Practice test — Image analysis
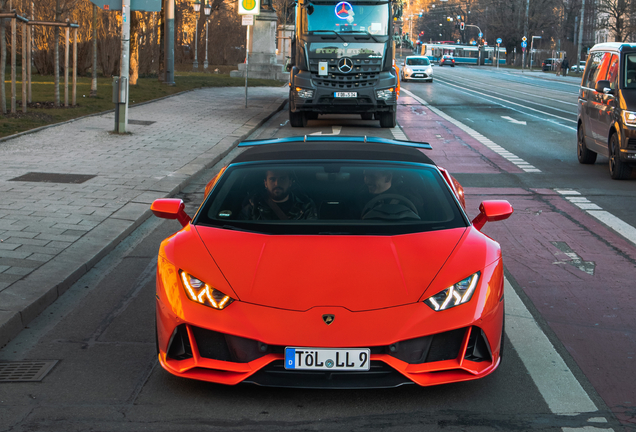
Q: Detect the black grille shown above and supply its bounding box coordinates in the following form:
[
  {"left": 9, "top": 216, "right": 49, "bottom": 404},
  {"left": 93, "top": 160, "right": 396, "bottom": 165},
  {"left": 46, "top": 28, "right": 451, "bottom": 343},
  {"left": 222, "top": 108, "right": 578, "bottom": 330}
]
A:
[
  {"left": 167, "top": 324, "right": 193, "bottom": 360},
  {"left": 311, "top": 58, "right": 382, "bottom": 89},
  {"left": 627, "top": 138, "right": 636, "bottom": 149},
  {"left": 244, "top": 360, "right": 412, "bottom": 388},
  {"left": 389, "top": 328, "right": 467, "bottom": 364},
  {"left": 464, "top": 327, "right": 492, "bottom": 362}
]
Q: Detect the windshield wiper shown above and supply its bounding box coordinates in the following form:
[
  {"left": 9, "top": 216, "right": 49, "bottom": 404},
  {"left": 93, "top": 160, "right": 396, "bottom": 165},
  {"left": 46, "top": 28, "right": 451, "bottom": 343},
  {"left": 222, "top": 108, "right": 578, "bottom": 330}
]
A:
[
  {"left": 341, "top": 30, "right": 381, "bottom": 43},
  {"left": 308, "top": 30, "right": 346, "bottom": 43}
]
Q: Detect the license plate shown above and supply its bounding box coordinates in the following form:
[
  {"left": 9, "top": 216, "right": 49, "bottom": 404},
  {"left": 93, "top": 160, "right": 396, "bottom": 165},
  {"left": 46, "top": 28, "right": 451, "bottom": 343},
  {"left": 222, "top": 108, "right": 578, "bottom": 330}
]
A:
[
  {"left": 284, "top": 347, "right": 370, "bottom": 371},
  {"left": 413, "top": 74, "right": 424, "bottom": 77},
  {"left": 334, "top": 92, "right": 357, "bottom": 98}
]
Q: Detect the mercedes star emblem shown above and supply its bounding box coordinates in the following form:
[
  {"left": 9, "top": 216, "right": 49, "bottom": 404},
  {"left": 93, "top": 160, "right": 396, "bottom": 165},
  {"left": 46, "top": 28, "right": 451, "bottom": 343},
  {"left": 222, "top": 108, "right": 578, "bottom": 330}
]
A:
[
  {"left": 322, "top": 314, "right": 335, "bottom": 325},
  {"left": 338, "top": 57, "right": 353, "bottom": 73}
]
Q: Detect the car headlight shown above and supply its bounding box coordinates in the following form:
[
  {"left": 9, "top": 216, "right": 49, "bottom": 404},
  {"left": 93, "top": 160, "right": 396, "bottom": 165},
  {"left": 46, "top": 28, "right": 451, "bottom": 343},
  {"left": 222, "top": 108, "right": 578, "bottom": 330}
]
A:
[
  {"left": 180, "top": 271, "right": 234, "bottom": 310},
  {"left": 424, "top": 272, "right": 480, "bottom": 311},
  {"left": 405, "top": 67, "right": 413, "bottom": 74},
  {"left": 295, "top": 87, "right": 314, "bottom": 99},
  {"left": 426, "top": 67, "right": 433, "bottom": 73},
  {"left": 376, "top": 88, "right": 395, "bottom": 100},
  {"left": 622, "top": 111, "right": 636, "bottom": 127}
]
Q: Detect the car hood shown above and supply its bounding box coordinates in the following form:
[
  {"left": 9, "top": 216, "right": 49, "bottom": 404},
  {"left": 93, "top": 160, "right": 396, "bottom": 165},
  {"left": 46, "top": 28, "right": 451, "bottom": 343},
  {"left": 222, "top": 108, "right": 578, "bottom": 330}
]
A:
[{"left": 194, "top": 226, "right": 467, "bottom": 312}]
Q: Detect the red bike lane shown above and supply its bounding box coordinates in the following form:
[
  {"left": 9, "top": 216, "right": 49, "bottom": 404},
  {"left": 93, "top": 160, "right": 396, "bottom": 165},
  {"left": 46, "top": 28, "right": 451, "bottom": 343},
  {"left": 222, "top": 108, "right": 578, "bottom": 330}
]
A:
[{"left": 398, "top": 100, "right": 636, "bottom": 427}]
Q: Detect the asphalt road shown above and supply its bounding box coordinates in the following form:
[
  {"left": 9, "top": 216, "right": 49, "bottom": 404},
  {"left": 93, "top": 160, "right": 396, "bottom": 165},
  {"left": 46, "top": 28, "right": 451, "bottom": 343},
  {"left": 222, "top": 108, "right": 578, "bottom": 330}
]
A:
[{"left": 1, "top": 70, "right": 634, "bottom": 431}]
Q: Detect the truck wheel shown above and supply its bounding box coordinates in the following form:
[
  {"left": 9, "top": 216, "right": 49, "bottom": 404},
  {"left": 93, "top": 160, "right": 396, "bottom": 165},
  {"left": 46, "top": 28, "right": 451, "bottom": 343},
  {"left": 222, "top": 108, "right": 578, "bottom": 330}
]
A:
[
  {"left": 290, "top": 110, "right": 307, "bottom": 127},
  {"left": 361, "top": 113, "right": 373, "bottom": 120},
  {"left": 379, "top": 110, "right": 397, "bottom": 128},
  {"left": 609, "top": 133, "right": 632, "bottom": 180},
  {"left": 306, "top": 112, "right": 318, "bottom": 120}
]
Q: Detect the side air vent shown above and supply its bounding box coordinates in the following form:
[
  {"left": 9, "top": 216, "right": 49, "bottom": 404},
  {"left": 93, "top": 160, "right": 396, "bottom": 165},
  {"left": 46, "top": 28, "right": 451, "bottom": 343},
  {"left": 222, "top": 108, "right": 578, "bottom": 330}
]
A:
[
  {"left": 167, "top": 324, "right": 193, "bottom": 360},
  {"left": 464, "top": 327, "right": 492, "bottom": 362}
]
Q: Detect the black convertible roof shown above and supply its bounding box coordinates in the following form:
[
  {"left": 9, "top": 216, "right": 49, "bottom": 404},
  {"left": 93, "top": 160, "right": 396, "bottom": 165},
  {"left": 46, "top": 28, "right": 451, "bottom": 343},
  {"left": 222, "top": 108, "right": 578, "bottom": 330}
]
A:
[{"left": 233, "top": 137, "right": 436, "bottom": 165}]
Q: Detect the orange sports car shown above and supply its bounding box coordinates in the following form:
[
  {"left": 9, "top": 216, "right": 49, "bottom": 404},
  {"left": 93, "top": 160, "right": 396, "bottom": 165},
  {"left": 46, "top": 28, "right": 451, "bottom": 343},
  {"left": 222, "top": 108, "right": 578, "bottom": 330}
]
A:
[{"left": 151, "top": 137, "right": 513, "bottom": 388}]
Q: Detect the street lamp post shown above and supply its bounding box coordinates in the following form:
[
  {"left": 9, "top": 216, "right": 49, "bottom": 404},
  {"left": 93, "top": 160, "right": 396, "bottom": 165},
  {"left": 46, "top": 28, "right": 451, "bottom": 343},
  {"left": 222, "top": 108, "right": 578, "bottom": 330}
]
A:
[
  {"left": 192, "top": 0, "right": 201, "bottom": 71},
  {"left": 203, "top": 1, "right": 211, "bottom": 69},
  {"left": 530, "top": 35, "right": 541, "bottom": 71}
]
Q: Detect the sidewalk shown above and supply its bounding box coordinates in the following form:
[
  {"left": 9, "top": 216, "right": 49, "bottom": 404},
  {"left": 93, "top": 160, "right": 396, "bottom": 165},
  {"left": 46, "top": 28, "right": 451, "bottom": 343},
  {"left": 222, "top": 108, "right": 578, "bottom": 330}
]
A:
[
  {"left": 496, "top": 67, "right": 583, "bottom": 84},
  {"left": 0, "top": 86, "right": 288, "bottom": 347}
]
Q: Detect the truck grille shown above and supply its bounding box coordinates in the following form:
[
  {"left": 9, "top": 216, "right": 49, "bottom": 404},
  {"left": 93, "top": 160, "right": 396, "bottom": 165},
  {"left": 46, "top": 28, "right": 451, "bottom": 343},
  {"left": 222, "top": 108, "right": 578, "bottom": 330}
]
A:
[{"left": 311, "top": 58, "right": 382, "bottom": 89}]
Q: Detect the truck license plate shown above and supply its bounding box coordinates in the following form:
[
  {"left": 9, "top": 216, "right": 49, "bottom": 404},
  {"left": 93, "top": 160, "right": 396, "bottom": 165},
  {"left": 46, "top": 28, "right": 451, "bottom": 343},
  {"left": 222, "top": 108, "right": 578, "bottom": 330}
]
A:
[
  {"left": 284, "top": 347, "right": 370, "bottom": 370},
  {"left": 334, "top": 92, "right": 357, "bottom": 98}
]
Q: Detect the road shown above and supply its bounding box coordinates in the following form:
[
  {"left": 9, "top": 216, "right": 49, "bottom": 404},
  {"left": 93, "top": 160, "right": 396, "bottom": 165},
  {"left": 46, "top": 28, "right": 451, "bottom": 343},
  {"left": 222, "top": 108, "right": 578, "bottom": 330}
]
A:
[{"left": 1, "top": 67, "right": 634, "bottom": 431}]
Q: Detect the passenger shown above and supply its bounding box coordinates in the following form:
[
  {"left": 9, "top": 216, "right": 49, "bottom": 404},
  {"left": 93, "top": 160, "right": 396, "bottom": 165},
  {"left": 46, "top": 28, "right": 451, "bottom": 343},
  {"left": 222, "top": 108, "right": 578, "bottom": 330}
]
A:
[
  {"left": 356, "top": 169, "right": 422, "bottom": 219},
  {"left": 241, "top": 169, "right": 317, "bottom": 220}
]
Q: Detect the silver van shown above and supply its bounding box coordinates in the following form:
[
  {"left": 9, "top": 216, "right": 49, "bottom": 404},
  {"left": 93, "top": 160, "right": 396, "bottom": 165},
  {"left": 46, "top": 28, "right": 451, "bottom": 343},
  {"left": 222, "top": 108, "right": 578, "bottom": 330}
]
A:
[{"left": 577, "top": 42, "right": 636, "bottom": 179}]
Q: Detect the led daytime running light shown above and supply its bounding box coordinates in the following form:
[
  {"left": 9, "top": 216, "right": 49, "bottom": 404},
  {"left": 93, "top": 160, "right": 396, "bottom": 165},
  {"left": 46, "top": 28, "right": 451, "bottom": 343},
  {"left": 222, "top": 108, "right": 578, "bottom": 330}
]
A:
[
  {"left": 180, "top": 271, "right": 234, "bottom": 310},
  {"left": 424, "top": 272, "right": 480, "bottom": 312}
]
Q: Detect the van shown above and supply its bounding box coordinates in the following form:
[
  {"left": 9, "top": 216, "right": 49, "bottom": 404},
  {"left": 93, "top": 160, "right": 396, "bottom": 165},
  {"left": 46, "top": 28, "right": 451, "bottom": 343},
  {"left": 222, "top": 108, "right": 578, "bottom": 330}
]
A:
[{"left": 577, "top": 42, "right": 636, "bottom": 179}]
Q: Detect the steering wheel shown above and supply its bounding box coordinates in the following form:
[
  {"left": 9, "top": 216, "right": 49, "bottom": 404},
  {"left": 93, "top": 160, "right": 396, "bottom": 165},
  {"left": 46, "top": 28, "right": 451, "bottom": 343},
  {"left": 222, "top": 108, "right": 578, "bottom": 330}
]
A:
[{"left": 361, "top": 193, "right": 419, "bottom": 219}]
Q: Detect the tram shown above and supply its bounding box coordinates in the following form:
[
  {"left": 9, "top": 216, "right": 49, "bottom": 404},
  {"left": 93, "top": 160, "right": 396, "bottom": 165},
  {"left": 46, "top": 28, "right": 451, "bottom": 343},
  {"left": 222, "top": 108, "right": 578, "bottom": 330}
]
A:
[{"left": 421, "top": 43, "right": 507, "bottom": 65}]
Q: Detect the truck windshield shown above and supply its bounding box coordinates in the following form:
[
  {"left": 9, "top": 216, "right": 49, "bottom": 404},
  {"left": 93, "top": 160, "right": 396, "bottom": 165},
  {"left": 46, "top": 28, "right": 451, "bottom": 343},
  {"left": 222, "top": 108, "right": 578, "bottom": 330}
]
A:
[{"left": 304, "top": 2, "right": 389, "bottom": 36}]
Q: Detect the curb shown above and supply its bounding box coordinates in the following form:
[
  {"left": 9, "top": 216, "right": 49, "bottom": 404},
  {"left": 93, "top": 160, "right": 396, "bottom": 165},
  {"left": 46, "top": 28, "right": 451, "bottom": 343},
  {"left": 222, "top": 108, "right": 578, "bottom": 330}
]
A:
[{"left": 0, "top": 95, "right": 288, "bottom": 349}]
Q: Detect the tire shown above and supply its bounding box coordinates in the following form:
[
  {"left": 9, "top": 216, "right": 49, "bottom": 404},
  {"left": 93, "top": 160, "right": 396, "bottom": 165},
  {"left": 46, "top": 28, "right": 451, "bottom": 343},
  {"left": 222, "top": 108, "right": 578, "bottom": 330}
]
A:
[
  {"left": 379, "top": 109, "right": 397, "bottom": 128},
  {"left": 577, "top": 124, "right": 597, "bottom": 164},
  {"left": 289, "top": 110, "right": 307, "bottom": 128},
  {"left": 361, "top": 113, "right": 373, "bottom": 120},
  {"left": 609, "top": 133, "right": 632, "bottom": 179}
]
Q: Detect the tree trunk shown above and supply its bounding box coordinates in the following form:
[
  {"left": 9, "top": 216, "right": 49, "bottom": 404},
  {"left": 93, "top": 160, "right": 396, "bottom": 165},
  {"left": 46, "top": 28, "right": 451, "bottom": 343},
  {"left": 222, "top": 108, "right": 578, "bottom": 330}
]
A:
[
  {"left": 0, "top": 18, "right": 5, "bottom": 114},
  {"left": 54, "top": 0, "right": 61, "bottom": 106},
  {"left": 130, "top": 11, "right": 139, "bottom": 85},
  {"left": 158, "top": 3, "right": 164, "bottom": 81}
]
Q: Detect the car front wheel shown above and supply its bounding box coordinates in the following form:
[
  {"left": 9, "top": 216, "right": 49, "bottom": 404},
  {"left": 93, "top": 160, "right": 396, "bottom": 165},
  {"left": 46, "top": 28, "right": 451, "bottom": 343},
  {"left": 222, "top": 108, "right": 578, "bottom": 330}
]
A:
[
  {"left": 609, "top": 133, "right": 632, "bottom": 179},
  {"left": 577, "top": 124, "right": 597, "bottom": 164}
]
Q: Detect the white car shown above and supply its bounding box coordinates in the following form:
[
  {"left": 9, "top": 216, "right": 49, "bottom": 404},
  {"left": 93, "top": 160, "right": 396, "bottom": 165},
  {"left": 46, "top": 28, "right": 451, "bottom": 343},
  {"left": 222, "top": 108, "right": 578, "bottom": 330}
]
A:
[
  {"left": 570, "top": 61, "right": 587, "bottom": 72},
  {"left": 401, "top": 56, "right": 434, "bottom": 82}
]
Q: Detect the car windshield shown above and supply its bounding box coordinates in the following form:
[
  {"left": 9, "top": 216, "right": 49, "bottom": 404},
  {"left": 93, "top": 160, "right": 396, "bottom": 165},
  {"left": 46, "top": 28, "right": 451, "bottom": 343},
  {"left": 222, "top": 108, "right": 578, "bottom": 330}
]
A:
[
  {"left": 304, "top": 2, "right": 389, "bottom": 36},
  {"left": 195, "top": 162, "right": 467, "bottom": 235},
  {"left": 406, "top": 58, "right": 430, "bottom": 66},
  {"left": 625, "top": 54, "right": 636, "bottom": 88}
]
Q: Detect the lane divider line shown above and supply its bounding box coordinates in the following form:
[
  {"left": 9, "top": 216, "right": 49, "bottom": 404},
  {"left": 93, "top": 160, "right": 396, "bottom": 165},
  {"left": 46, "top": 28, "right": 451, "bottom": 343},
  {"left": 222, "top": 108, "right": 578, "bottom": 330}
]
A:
[
  {"left": 401, "top": 88, "right": 542, "bottom": 173},
  {"left": 556, "top": 189, "right": 636, "bottom": 246},
  {"left": 391, "top": 123, "right": 408, "bottom": 140},
  {"left": 504, "top": 276, "right": 601, "bottom": 416}
]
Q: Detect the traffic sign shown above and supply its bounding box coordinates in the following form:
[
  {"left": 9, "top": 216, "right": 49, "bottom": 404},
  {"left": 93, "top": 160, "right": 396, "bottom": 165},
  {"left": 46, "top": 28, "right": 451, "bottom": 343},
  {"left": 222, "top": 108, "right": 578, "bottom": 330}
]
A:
[
  {"left": 242, "top": 14, "right": 253, "bottom": 25},
  {"left": 522, "top": 36, "right": 527, "bottom": 41},
  {"left": 521, "top": 41, "right": 527, "bottom": 48},
  {"left": 471, "top": 40, "right": 477, "bottom": 45},
  {"left": 478, "top": 32, "right": 483, "bottom": 37},
  {"left": 238, "top": 0, "right": 260, "bottom": 15},
  {"left": 496, "top": 38, "right": 502, "bottom": 44}
]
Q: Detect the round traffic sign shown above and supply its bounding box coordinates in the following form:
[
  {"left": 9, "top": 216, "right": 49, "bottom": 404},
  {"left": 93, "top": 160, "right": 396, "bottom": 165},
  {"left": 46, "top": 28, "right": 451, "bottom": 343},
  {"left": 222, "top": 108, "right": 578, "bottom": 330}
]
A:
[
  {"left": 478, "top": 32, "right": 483, "bottom": 37},
  {"left": 521, "top": 41, "right": 527, "bottom": 48},
  {"left": 242, "top": 0, "right": 256, "bottom": 10},
  {"left": 496, "top": 38, "right": 502, "bottom": 44}
]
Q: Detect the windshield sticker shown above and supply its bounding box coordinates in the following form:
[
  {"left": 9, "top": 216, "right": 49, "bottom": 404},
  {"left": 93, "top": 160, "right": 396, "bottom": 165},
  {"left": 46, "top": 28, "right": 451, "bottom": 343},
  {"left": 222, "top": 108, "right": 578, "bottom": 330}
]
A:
[{"left": 369, "top": 22, "right": 381, "bottom": 34}]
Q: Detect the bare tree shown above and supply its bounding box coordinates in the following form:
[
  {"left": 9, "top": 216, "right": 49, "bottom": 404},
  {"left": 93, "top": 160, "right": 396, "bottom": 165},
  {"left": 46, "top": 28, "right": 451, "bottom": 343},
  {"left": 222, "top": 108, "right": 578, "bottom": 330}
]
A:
[{"left": 596, "top": 0, "right": 635, "bottom": 41}]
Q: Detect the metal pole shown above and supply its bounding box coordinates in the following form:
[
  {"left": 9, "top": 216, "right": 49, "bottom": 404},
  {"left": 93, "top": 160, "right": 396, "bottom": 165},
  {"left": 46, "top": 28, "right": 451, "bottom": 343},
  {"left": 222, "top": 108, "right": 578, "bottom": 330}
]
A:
[
  {"left": 117, "top": 0, "right": 131, "bottom": 132},
  {"left": 577, "top": 0, "right": 585, "bottom": 69},
  {"left": 204, "top": 18, "right": 208, "bottom": 69},
  {"left": 27, "top": 17, "right": 31, "bottom": 103},
  {"left": 73, "top": 27, "right": 77, "bottom": 106},
  {"left": 245, "top": 24, "right": 249, "bottom": 108},
  {"left": 21, "top": 21, "right": 26, "bottom": 113},
  {"left": 91, "top": 4, "right": 97, "bottom": 97},
  {"left": 65, "top": 26, "right": 69, "bottom": 107},
  {"left": 29, "top": 1, "right": 33, "bottom": 101},
  {"left": 165, "top": 0, "right": 175, "bottom": 84},
  {"left": 193, "top": 13, "right": 198, "bottom": 70},
  {"left": 11, "top": 17, "right": 15, "bottom": 114}
]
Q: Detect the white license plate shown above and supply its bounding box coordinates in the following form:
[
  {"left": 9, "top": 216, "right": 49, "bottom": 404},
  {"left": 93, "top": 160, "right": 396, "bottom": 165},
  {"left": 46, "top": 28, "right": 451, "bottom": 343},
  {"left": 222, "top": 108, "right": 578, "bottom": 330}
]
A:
[
  {"left": 285, "top": 347, "right": 370, "bottom": 370},
  {"left": 334, "top": 92, "right": 357, "bottom": 98},
  {"left": 413, "top": 74, "right": 424, "bottom": 77}
]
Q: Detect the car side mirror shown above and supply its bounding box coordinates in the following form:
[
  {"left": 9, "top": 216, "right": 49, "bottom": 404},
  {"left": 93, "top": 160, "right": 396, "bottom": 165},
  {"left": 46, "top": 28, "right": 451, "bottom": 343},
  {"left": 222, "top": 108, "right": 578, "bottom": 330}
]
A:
[
  {"left": 151, "top": 199, "right": 191, "bottom": 227},
  {"left": 471, "top": 200, "right": 513, "bottom": 231},
  {"left": 595, "top": 80, "right": 612, "bottom": 94}
]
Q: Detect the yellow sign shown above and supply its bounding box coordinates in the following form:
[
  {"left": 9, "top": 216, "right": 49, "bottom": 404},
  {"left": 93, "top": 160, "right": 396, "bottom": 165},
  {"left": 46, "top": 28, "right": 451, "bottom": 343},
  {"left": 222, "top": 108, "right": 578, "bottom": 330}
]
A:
[{"left": 238, "top": 0, "right": 259, "bottom": 14}]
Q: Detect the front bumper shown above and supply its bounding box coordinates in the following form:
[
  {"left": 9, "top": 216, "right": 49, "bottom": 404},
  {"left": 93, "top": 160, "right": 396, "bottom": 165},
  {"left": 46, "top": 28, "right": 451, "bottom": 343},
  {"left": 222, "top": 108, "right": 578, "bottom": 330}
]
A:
[
  {"left": 156, "top": 259, "right": 505, "bottom": 388},
  {"left": 403, "top": 69, "right": 433, "bottom": 80},
  {"left": 620, "top": 125, "right": 636, "bottom": 164},
  {"left": 290, "top": 69, "right": 397, "bottom": 114}
]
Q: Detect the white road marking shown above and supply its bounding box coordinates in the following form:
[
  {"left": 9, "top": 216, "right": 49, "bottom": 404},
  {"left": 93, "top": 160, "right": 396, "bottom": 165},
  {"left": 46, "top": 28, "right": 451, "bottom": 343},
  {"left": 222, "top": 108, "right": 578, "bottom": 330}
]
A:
[
  {"left": 562, "top": 428, "right": 613, "bottom": 432},
  {"left": 555, "top": 189, "right": 636, "bottom": 247},
  {"left": 501, "top": 116, "right": 527, "bottom": 125},
  {"left": 401, "top": 88, "right": 541, "bottom": 172},
  {"left": 504, "top": 277, "right": 600, "bottom": 415},
  {"left": 390, "top": 124, "right": 408, "bottom": 140},
  {"left": 310, "top": 125, "right": 342, "bottom": 136}
]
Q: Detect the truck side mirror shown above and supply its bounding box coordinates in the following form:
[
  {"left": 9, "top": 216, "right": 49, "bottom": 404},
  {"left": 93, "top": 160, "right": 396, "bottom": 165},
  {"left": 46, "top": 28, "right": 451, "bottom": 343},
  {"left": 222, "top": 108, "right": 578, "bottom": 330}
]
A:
[
  {"left": 471, "top": 200, "right": 513, "bottom": 230},
  {"left": 151, "top": 199, "right": 191, "bottom": 227},
  {"left": 595, "top": 80, "right": 612, "bottom": 94}
]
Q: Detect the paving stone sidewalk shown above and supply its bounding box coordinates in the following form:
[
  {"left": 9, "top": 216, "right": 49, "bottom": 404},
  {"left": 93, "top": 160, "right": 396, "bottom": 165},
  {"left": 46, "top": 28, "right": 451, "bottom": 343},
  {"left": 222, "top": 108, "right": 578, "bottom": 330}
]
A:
[{"left": 0, "top": 86, "right": 288, "bottom": 347}]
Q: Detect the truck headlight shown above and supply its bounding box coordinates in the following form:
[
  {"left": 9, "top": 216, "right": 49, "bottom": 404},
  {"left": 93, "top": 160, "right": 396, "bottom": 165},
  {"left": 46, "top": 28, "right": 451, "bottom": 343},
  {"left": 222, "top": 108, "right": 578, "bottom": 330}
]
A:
[
  {"left": 295, "top": 87, "right": 314, "bottom": 99},
  {"left": 376, "top": 88, "right": 395, "bottom": 100}
]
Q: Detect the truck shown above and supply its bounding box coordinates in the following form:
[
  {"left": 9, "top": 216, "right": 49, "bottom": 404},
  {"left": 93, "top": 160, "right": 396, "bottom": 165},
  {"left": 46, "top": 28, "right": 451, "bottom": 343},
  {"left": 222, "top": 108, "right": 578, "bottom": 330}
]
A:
[{"left": 288, "top": 0, "right": 399, "bottom": 128}]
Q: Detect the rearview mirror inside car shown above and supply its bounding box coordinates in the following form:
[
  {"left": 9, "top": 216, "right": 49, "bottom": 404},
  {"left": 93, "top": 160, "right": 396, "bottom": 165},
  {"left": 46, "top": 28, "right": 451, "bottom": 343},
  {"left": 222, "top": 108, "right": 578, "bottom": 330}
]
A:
[
  {"left": 151, "top": 199, "right": 191, "bottom": 227},
  {"left": 472, "top": 200, "right": 513, "bottom": 230}
]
